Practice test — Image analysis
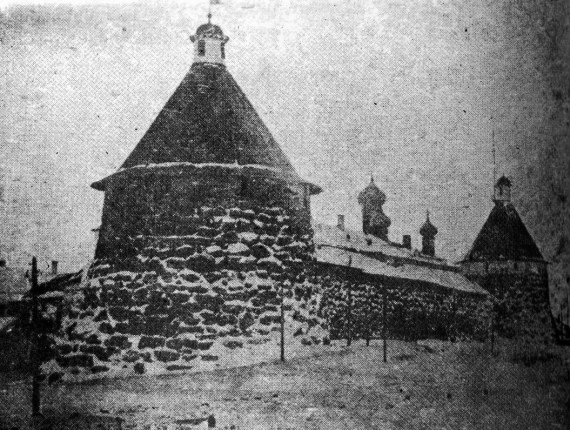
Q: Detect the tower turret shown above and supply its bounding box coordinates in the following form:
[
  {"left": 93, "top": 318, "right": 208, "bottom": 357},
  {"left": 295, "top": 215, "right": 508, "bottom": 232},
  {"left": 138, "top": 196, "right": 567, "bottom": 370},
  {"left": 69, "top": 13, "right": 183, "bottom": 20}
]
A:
[
  {"left": 420, "top": 210, "right": 438, "bottom": 257},
  {"left": 357, "top": 176, "right": 391, "bottom": 241},
  {"left": 189, "top": 13, "right": 229, "bottom": 65}
]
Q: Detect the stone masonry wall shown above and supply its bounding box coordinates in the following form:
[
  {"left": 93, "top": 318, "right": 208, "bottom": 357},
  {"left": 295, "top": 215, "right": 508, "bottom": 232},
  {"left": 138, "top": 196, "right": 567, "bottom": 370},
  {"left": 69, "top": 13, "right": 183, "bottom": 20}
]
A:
[{"left": 41, "top": 204, "right": 327, "bottom": 380}]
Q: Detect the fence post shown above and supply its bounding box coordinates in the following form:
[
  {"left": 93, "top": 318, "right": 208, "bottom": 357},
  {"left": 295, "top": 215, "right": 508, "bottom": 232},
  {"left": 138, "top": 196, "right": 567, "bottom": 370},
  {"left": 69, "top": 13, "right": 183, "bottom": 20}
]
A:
[
  {"left": 383, "top": 286, "right": 387, "bottom": 363},
  {"left": 30, "top": 256, "right": 41, "bottom": 417},
  {"left": 347, "top": 281, "right": 352, "bottom": 347},
  {"left": 346, "top": 257, "right": 352, "bottom": 347},
  {"left": 280, "top": 282, "right": 285, "bottom": 362}
]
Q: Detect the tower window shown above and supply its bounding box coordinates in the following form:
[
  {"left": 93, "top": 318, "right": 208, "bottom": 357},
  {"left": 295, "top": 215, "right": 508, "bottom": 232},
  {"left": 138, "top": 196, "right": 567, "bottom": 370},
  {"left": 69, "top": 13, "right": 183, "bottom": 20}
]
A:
[{"left": 198, "top": 40, "right": 206, "bottom": 56}]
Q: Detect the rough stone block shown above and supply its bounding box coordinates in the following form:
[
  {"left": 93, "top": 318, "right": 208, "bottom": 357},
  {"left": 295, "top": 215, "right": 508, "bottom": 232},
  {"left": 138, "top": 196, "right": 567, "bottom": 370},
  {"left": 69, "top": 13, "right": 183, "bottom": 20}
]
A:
[
  {"left": 138, "top": 335, "right": 166, "bottom": 349},
  {"left": 166, "top": 364, "right": 193, "bottom": 371},
  {"left": 99, "top": 322, "right": 115, "bottom": 334},
  {"left": 134, "top": 362, "right": 145, "bottom": 374},
  {"left": 108, "top": 306, "right": 130, "bottom": 322},
  {"left": 223, "top": 340, "right": 243, "bottom": 349},
  {"left": 154, "top": 349, "right": 180, "bottom": 362},
  {"left": 196, "top": 341, "right": 213, "bottom": 350},
  {"left": 259, "top": 314, "right": 281, "bottom": 325},
  {"left": 91, "top": 365, "right": 110, "bottom": 374},
  {"left": 200, "top": 354, "right": 219, "bottom": 361},
  {"left": 182, "top": 354, "right": 198, "bottom": 362},
  {"left": 104, "top": 335, "right": 132, "bottom": 350},
  {"left": 195, "top": 294, "right": 224, "bottom": 312},
  {"left": 79, "top": 344, "right": 113, "bottom": 361},
  {"left": 58, "top": 344, "right": 73, "bottom": 355},
  {"left": 123, "top": 350, "right": 141, "bottom": 362}
]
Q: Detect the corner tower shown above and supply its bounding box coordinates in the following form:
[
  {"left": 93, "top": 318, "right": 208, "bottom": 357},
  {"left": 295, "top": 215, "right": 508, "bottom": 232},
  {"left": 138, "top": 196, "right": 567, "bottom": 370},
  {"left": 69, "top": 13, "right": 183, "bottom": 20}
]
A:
[
  {"left": 459, "top": 176, "right": 550, "bottom": 335},
  {"left": 48, "top": 16, "right": 324, "bottom": 379}
]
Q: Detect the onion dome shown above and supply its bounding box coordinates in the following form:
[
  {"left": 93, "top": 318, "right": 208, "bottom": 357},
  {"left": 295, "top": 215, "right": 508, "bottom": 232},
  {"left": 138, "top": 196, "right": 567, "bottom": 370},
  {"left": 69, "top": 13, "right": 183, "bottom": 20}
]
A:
[
  {"left": 496, "top": 175, "right": 512, "bottom": 188},
  {"left": 420, "top": 211, "right": 438, "bottom": 238},
  {"left": 358, "top": 176, "right": 386, "bottom": 206},
  {"left": 194, "top": 22, "right": 226, "bottom": 40}
]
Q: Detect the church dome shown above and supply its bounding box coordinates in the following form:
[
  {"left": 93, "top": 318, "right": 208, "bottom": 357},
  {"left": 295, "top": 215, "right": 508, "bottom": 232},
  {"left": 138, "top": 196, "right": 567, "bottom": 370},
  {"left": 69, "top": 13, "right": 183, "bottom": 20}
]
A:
[
  {"left": 420, "top": 212, "right": 438, "bottom": 237},
  {"left": 195, "top": 22, "right": 226, "bottom": 39},
  {"left": 358, "top": 177, "right": 386, "bottom": 206}
]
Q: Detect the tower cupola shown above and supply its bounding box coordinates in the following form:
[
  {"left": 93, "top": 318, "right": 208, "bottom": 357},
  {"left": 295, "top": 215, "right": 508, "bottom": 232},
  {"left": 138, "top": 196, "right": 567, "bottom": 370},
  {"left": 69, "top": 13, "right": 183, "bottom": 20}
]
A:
[
  {"left": 357, "top": 176, "right": 391, "bottom": 241},
  {"left": 420, "top": 210, "right": 438, "bottom": 257},
  {"left": 493, "top": 175, "right": 512, "bottom": 205},
  {"left": 190, "top": 14, "right": 229, "bottom": 65}
]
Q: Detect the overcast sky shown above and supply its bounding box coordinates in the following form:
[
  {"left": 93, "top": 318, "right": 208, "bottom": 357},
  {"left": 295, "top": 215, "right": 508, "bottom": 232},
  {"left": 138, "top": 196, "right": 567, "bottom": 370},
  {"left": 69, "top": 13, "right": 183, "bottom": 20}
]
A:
[{"left": 0, "top": 0, "right": 568, "bottom": 291}]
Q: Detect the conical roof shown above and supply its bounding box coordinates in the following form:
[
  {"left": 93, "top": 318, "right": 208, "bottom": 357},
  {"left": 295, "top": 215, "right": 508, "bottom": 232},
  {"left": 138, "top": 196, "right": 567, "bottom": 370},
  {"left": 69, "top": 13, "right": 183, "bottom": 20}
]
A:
[
  {"left": 92, "top": 62, "right": 320, "bottom": 194},
  {"left": 463, "top": 202, "right": 544, "bottom": 262}
]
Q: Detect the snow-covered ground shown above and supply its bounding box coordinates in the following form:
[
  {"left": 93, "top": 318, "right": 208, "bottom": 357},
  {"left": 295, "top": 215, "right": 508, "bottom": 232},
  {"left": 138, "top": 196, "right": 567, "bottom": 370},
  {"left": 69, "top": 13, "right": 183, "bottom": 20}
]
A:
[{"left": 1, "top": 339, "right": 568, "bottom": 430}]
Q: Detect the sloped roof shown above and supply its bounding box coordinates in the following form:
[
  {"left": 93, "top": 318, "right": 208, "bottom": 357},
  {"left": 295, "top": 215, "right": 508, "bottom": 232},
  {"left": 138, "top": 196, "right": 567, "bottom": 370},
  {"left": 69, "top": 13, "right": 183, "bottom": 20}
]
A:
[
  {"left": 93, "top": 63, "right": 320, "bottom": 194},
  {"left": 313, "top": 223, "right": 448, "bottom": 266},
  {"left": 315, "top": 246, "right": 487, "bottom": 295},
  {"left": 313, "top": 223, "right": 486, "bottom": 295},
  {"left": 463, "top": 202, "right": 544, "bottom": 262}
]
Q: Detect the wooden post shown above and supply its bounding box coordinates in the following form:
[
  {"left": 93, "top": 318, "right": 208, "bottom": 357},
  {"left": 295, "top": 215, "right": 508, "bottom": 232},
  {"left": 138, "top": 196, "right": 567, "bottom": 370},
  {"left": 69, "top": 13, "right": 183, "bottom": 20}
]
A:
[
  {"left": 30, "top": 256, "right": 41, "bottom": 417},
  {"left": 383, "top": 286, "right": 387, "bottom": 363},
  {"left": 347, "top": 282, "right": 352, "bottom": 347},
  {"left": 346, "top": 256, "right": 352, "bottom": 347},
  {"left": 280, "top": 282, "right": 285, "bottom": 362}
]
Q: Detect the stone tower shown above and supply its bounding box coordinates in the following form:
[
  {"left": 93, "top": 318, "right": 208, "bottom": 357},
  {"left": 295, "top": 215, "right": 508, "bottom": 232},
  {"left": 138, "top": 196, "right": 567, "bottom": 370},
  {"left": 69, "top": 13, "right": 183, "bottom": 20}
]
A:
[
  {"left": 419, "top": 211, "right": 438, "bottom": 257},
  {"left": 460, "top": 176, "right": 550, "bottom": 335},
  {"left": 357, "top": 177, "right": 391, "bottom": 241},
  {"left": 51, "top": 16, "right": 323, "bottom": 378}
]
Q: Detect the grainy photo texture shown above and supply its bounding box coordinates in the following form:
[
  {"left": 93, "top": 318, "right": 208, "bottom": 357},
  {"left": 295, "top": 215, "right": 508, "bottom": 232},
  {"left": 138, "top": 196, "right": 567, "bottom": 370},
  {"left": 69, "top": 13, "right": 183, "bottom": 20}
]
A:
[{"left": 0, "top": 0, "right": 569, "bottom": 428}]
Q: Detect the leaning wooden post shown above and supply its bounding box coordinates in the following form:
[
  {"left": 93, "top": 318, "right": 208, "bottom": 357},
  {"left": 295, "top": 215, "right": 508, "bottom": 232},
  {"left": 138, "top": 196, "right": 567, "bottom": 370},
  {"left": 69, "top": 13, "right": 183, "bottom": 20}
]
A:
[
  {"left": 346, "top": 256, "right": 352, "bottom": 347},
  {"left": 30, "top": 256, "right": 41, "bottom": 416},
  {"left": 383, "top": 286, "right": 387, "bottom": 363},
  {"left": 280, "top": 281, "right": 285, "bottom": 362}
]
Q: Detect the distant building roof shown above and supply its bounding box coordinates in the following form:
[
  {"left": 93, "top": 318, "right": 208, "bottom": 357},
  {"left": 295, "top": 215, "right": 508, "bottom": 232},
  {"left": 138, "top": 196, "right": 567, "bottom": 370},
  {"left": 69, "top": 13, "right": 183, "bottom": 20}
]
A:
[
  {"left": 313, "top": 223, "right": 487, "bottom": 295},
  {"left": 0, "top": 266, "right": 29, "bottom": 304},
  {"left": 462, "top": 202, "right": 544, "bottom": 262}
]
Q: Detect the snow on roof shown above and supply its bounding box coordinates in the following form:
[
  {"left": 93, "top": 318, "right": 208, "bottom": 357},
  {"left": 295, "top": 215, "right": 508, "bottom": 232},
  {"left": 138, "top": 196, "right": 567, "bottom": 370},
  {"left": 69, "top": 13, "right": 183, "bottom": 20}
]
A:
[
  {"left": 315, "top": 246, "right": 488, "bottom": 295},
  {"left": 313, "top": 223, "right": 449, "bottom": 267},
  {"left": 118, "top": 161, "right": 281, "bottom": 174}
]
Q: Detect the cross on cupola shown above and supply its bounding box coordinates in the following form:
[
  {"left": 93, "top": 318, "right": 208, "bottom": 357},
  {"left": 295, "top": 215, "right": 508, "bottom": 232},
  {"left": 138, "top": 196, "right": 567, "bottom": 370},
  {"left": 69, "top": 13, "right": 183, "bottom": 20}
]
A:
[{"left": 190, "top": 13, "right": 229, "bottom": 65}]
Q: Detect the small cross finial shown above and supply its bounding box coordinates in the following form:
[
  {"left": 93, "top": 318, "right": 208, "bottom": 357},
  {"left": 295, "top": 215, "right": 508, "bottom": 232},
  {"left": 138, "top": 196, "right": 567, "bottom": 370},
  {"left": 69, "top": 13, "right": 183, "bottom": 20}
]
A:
[
  {"left": 370, "top": 173, "right": 374, "bottom": 183},
  {"left": 208, "top": 11, "right": 212, "bottom": 23},
  {"left": 426, "top": 209, "right": 430, "bottom": 221}
]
